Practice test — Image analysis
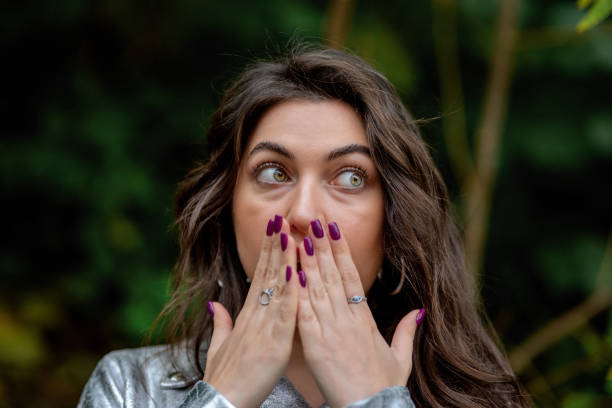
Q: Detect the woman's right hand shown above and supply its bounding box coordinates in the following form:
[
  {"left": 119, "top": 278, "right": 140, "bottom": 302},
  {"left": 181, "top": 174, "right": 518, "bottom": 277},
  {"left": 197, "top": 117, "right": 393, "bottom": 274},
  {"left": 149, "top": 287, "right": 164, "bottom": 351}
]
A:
[{"left": 204, "top": 215, "right": 299, "bottom": 408}]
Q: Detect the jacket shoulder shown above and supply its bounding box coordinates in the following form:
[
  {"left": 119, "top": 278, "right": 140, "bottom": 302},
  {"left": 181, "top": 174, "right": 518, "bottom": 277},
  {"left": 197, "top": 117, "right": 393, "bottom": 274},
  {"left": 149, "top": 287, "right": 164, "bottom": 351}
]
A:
[{"left": 78, "top": 344, "right": 204, "bottom": 408}]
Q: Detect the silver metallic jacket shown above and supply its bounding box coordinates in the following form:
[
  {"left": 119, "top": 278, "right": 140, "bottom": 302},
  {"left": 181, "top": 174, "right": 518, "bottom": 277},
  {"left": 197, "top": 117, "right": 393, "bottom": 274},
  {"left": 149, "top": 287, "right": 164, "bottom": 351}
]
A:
[{"left": 77, "top": 345, "right": 416, "bottom": 408}]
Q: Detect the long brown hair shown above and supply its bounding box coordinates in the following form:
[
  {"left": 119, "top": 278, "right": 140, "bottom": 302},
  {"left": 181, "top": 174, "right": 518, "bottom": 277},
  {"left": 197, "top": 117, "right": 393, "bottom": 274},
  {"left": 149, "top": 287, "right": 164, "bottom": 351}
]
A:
[{"left": 154, "top": 45, "right": 532, "bottom": 407}]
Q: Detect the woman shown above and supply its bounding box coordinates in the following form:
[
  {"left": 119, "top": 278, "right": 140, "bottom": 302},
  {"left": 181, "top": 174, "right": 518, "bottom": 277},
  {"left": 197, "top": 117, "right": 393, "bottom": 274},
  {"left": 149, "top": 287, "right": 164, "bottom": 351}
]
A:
[{"left": 78, "top": 46, "right": 532, "bottom": 408}]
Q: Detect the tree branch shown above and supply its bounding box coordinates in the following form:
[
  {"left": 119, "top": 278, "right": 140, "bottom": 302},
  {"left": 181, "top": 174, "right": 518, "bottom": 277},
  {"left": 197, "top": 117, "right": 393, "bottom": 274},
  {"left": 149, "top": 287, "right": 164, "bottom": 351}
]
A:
[
  {"left": 324, "top": 0, "right": 355, "bottom": 48},
  {"left": 464, "top": 0, "right": 520, "bottom": 284},
  {"left": 509, "top": 288, "right": 612, "bottom": 373}
]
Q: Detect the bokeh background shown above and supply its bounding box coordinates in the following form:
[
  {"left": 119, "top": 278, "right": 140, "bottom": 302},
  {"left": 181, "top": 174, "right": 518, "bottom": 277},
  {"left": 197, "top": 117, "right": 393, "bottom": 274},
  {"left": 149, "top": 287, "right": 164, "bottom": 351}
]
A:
[{"left": 2, "top": 0, "right": 611, "bottom": 407}]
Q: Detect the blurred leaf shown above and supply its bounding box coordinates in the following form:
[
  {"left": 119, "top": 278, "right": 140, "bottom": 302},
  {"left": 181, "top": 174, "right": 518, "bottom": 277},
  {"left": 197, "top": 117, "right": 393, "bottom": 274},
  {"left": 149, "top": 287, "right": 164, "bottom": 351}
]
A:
[
  {"left": 576, "top": 0, "right": 612, "bottom": 32},
  {"left": 20, "top": 297, "right": 62, "bottom": 328},
  {"left": 588, "top": 114, "right": 612, "bottom": 157},
  {"left": 537, "top": 236, "right": 604, "bottom": 294},
  {"left": 120, "top": 269, "right": 170, "bottom": 339},
  {"left": 350, "top": 16, "right": 417, "bottom": 95},
  {"left": 561, "top": 391, "right": 597, "bottom": 407},
  {"left": 106, "top": 216, "right": 143, "bottom": 252},
  {"left": 0, "top": 308, "right": 45, "bottom": 368}
]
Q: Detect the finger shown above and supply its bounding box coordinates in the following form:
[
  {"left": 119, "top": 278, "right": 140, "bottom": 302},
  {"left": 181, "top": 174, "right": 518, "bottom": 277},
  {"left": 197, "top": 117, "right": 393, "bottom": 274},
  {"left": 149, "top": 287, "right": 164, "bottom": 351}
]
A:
[
  {"left": 267, "top": 229, "right": 299, "bottom": 339},
  {"left": 207, "top": 301, "right": 234, "bottom": 358},
  {"left": 260, "top": 216, "right": 291, "bottom": 310},
  {"left": 265, "top": 215, "right": 284, "bottom": 286},
  {"left": 326, "top": 221, "right": 367, "bottom": 304},
  {"left": 390, "top": 309, "right": 423, "bottom": 376},
  {"left": 244, "top": 218, "right": 276, "bottom": 307},
  {"left": 297, "top": 264, "right": 321, "bottom": 339},
  {"left": 309, "top": 218, "right": 349, "bottom": 317},
  {"left": 299, "top": 236, "right": 334, "bottom": 326}
]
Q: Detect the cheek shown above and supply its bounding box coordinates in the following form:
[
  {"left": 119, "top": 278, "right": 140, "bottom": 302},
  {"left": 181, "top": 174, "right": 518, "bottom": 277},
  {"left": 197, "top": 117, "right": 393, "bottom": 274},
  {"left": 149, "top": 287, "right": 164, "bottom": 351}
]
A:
[
  {"left": 232, "top": 184, "right": 270, "bottom": 279},
  {"left": 329, "top": 203, "right": 384, "bottom": 292}
]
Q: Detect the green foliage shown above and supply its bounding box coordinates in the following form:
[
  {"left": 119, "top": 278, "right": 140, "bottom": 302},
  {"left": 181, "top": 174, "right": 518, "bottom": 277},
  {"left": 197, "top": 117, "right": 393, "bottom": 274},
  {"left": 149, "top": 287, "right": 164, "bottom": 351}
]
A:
[
  {"left": 577, "top": 0, "right": 612, "bottom": 32},
  {"left": 1, "top": 0, "right": 611, "bottom": 407}
]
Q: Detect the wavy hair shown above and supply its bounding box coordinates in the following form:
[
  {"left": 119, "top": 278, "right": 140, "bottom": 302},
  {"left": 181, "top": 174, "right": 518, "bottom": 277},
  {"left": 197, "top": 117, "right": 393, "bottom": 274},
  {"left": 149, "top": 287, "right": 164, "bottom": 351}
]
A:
[{"left": 153, "top": 46, "right": 532, "bottom": 408}]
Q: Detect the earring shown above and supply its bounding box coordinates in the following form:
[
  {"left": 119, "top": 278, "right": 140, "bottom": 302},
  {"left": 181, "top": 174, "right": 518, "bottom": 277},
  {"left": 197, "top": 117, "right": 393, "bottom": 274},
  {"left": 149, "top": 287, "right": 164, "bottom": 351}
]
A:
[{"left": 378, "top": 258, "right": 406, "bottom": 296}]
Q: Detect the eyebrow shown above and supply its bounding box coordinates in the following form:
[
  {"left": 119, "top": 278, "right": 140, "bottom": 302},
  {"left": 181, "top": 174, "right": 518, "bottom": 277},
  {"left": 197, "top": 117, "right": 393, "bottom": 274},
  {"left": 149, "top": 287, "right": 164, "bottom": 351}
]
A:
[{"left": 248, "top": 141, "right": 371, "bottom": 161}]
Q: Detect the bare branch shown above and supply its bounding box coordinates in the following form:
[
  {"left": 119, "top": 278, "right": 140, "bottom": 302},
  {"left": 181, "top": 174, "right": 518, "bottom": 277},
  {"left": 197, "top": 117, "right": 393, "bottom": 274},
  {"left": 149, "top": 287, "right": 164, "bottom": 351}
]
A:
[
  {"left": 464, "top": 0, "right": 520, "bottom": 284},
  {"left": 324, "top": 0, "right": 355, "bottom": 48},
  {"left": 509, "top": 288, "right": 612, "bottom": 373}
]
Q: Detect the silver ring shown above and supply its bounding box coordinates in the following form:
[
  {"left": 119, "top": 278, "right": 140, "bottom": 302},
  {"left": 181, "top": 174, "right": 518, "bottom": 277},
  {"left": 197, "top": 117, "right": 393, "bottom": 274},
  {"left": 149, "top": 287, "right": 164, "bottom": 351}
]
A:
[
  {"left": 259, "top": 288, "right": 275, "bottom": 306},
  {"left": 347, "top": 295, "right": 367, "bottom": 304}
]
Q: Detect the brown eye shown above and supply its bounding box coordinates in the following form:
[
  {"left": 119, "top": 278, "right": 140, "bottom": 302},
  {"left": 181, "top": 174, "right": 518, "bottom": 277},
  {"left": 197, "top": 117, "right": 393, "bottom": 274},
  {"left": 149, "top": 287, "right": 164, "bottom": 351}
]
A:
[
  {"left": 336, "top": 170, "right": 364, "bottom": 188},
  {"left": 257, "top": 166, "right": 288, "bottom": 183}
]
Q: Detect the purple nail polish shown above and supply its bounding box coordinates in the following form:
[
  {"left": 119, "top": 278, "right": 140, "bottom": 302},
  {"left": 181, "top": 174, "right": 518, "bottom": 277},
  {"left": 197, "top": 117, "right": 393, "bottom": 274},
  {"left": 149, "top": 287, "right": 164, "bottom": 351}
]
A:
[
  {"left": 273, "top": 214, "right": 283, "bottom": 233},
  {"left": 266, "top": 219, "right": 274, "bottom": 236},
  {"left": 299, "top": 270, "right": 306, "bottom": 287},
  {"left": 311, "top": 219, "right": 324, "bottom": 238},
  {"left": 416, "top": 308, "right": 426, "bottom": 327},
  {"left": 304, "top": 236, "right": 314, "bottom": 256},
  {"left": 281, "top": 232, "right": 288, "bottom": 251},
  {"left": 328, "top": 222, "right": 341, "bottom": 241},
  {"left": 286, "top": 265, "right": 292, "bottom": 282},
  {"left": 207, "top": 301, "right": 215, "bottom": 318}
]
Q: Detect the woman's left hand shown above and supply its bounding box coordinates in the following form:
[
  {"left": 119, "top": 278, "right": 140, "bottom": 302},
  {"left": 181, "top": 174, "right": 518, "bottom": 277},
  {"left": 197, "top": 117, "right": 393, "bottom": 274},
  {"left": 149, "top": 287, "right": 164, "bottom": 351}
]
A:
[{"left": 297, "top": 219, "right": 422, "bottom": 408}]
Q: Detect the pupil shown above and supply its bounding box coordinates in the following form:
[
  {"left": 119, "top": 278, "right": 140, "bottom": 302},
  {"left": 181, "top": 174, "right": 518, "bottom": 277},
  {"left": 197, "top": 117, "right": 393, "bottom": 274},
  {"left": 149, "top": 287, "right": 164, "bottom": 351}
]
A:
[{"left": 351, "top": 174, "right": 361, "bottom": 185}]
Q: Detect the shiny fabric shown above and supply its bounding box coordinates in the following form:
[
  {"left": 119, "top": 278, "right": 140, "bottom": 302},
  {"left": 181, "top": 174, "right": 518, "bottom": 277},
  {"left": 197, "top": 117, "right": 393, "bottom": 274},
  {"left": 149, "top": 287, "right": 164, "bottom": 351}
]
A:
[{"left": 78, "top": 345, "right": 416, "bottom": 408}]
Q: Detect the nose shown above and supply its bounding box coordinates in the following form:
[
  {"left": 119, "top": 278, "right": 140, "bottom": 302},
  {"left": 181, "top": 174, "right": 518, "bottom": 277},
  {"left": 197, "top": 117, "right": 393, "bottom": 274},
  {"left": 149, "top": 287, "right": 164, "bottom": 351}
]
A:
[{"left": 285, "top": 177, "right": 322, "bottom": 239}]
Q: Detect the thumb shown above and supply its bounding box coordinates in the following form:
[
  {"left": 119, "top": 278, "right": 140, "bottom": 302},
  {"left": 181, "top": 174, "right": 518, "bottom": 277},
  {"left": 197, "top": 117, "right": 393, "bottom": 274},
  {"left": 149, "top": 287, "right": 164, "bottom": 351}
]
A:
[
  {"left": 207, "top": 301, "right": 234, "bottom": 356},
  {"left": 390, "top": 308, "right": 425, "bottom": 371}
]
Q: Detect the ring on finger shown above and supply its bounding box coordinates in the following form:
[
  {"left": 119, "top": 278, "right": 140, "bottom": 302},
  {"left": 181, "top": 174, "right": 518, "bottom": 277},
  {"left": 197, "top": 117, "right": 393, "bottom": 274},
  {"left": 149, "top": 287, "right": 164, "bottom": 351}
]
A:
[
  {"left": 259, "top": 288, "right": 275, "bottom": 306},
  {"left": 347, "top": 295, "right": 367, "bottom": 304}
]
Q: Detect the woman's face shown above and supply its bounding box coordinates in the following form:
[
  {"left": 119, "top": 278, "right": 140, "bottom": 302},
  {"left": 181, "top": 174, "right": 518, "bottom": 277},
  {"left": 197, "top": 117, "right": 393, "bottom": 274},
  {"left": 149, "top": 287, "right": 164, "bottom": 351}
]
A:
[{"left": 232, "top": 99, "right": 385, "bottom": 294}]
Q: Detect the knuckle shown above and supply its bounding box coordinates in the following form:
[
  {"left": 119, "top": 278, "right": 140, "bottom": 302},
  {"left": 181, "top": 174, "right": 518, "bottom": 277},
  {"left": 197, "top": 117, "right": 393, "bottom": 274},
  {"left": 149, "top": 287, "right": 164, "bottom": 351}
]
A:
[
  {"left": 342, "top": 270, "right": 361, "bottom": 285},
  {"left": 299, "top": 308, "right": 316, "bottom": 324},
  {"left": 323, "top": 270, "right": 341, "bottom": 285},
  {"left": 311, "top": 283, "right": 327, "bottom": 301},
  {"left": 278, "top": 301, "right": 294, "bottom": 323}
]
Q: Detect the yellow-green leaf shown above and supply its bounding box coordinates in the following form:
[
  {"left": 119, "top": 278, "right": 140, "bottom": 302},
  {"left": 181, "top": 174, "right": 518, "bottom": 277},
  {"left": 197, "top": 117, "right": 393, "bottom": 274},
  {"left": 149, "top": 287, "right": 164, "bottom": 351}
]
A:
[{"left": 577, "top": 0, "right": 612, "bottom": 32}]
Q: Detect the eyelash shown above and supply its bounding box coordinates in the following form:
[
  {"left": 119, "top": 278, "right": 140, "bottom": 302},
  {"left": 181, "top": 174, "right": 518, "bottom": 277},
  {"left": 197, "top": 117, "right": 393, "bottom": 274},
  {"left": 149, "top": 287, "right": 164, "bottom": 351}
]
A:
[{"left": 252, "top": 161, "right": 369, "bottom": 187}]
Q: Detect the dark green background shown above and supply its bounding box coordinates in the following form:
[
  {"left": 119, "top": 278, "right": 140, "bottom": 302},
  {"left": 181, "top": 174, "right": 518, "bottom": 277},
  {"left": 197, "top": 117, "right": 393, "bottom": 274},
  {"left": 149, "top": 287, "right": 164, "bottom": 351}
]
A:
[{"left": 1, "top": 1, "right": 611, "bottom": 407}]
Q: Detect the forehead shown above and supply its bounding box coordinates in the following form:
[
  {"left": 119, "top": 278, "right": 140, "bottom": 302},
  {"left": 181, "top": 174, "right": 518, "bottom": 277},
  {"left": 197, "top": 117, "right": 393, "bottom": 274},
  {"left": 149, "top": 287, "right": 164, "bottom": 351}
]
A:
[{"left": 246, "top": 99, "right": 368, "bottom": 152}]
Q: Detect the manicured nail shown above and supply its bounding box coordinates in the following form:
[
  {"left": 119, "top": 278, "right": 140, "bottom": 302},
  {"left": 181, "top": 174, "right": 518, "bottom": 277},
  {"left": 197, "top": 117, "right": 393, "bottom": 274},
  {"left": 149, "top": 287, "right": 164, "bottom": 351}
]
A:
[
  {"left": 304, "top": 236, "right": 314, "bottom": 256},
  {"left": 281, "top": 232, "right": 288, "bottom": 251},
  {"left": 416, "top": 308, "right": 426, "bottom": 327},
  {"left": 207, "top": 301, "right": 214, "bottom": 318},
  {"left": 266, "top": 219, "right": 274, "bottom": 236},
  {"left": 273, "top": 214, "right": 283, "bottom": 233},
  {"left": 311, "top": 219, "right": 324, "bottom": 239},
  {"left": 328, "top": 222, "right": 341, "bottom": 241},
  {"left": 286, "top": 265, "right": 292, "bottom": 282},
  {"left": 299, "top": 270, "right": 307, "bottom": 287}
]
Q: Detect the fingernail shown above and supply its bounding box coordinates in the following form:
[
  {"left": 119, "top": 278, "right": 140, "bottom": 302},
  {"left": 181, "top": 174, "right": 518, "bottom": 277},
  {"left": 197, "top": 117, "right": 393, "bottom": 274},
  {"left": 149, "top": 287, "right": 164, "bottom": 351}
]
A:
[
  {"left": 266, "top": 219, "right": 274, "bottom": 236},
  {"left": 328, "top": 222, "right": 341, "bottom": 241},
  {"left": 299, "top": 270, "right": 307, "bottom": 287},
  {"left": 207, "top": 301, "right": 215, "bottom": 318},
  {"left": 286, "top": 265, "right": 292, "bottom": 282},
  {"left": 416, "top": 308, "right": 426, "bottom": 327},
  {"left": 304, "top": 236, "right": 314, "bottom": 256},
  {"left": 273, "top": 214, "right": 283, "bottom": 233},
  {"left": 311, "top": 219, "right": 324, "bottom": 238},
  {"left": 281, "top": 232, "right": 288, "bottom": 251}
]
